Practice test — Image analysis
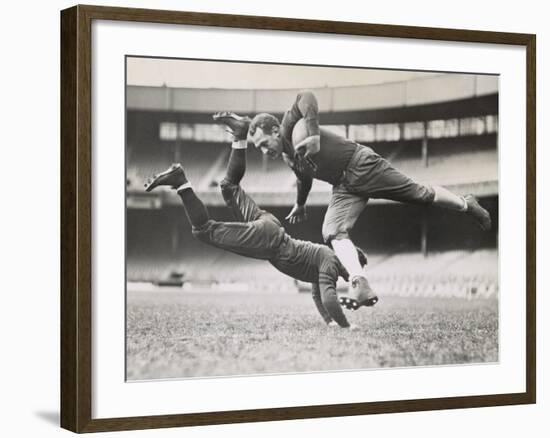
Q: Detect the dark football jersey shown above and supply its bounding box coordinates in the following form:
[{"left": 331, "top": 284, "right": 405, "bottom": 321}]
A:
[
  {"left": 194, "top": 208, "right": 350, "bottom": 327},
  {"left": 281, "top": 92, "right": 358, "bottom": 185},
  {"left": 270, "top": 234, "right": 326, "bottom": 283},
  {"left": 270, "top": 236, "right": 350, "bottom": 327}
]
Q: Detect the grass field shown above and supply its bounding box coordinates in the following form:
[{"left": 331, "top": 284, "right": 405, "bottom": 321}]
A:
[{"left": 126, "top": 289, "right": 498, "bottom": 380}]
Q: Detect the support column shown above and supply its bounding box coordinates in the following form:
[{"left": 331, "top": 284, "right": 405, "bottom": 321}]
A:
[
  {"left": 171, "top": 217, "right": 179, "bottom": 256},
  {"left": 421, "top": 209, "right": 428, "bottom": 258},
  {"left": 174, "top": 112, "right": 181, "bottom": 164},
  {"left": 421, "top": 121, "right": 429, "bottom": 167}
]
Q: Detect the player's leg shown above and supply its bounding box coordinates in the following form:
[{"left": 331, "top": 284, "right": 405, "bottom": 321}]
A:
[
  {"left": 379, "top": 166, "right": 491, "bottom": 231},
  {"left": 212, "top": 130, "right": 283, "bottom": 254},
  {"left": 144, "top": 163, "right": 209, "bottom": 228},
  {"left": 213, "top": 111, "right": 251, "bottom": 141},
  {"left": 220, "top": 140, "right": 277, "bottom": 225},
  {"left": 213, "top": 113, "right": 267, "bottom": 224},
  {"left": 431, "top": 185, "right": 466, "bottom": 210},
  {"left": 144, "top": 163, "right": 277, "bottom": 258},
  {"left": 322, "top": 190, "right": 366, "bottom": 279},
  {"left": 224, "top": 140, "right": 247, "bottom": 187},
  {"left": 346, "top": 148, "right": 491, "bottom": 231},
  {"left": 322, "top": 190, "right": 378, "bottom": 306},
  {"left": 427, "top": 185, "right": 490, "bottom": 230}
]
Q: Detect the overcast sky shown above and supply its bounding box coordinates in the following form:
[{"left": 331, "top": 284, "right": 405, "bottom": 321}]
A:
[{"left": 127, "top": 57, "right": 443, "bottom": 89}]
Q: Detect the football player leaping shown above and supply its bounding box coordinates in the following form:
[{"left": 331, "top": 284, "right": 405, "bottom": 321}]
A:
[
  {"left": 213, "top": 91, "right": 492, "bottom": 308},
  {"left": 144, "top": 114, "right": 375, "bottom": 329}
]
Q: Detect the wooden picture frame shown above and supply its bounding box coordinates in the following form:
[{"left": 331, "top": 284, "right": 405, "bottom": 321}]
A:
[{"left": 61, "top": 4, "right": 536, "bottom": 433}]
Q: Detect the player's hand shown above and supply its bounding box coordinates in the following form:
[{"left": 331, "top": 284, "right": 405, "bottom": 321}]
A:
[
  {"left": 327, "top": 321, "right": 338, "bottom": 328},
  {"left": 285, "top": 204, "right": 307, "bottom": 224}
]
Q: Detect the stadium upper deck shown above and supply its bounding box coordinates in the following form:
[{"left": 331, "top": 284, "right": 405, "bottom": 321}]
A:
[{"left": 126, "top": 74, "right": 498, "bottom": 207}]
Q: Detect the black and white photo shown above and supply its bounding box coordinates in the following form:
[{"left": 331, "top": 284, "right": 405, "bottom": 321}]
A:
[{"left": 126, "top": 58, "right": 499, "bottom": 380}]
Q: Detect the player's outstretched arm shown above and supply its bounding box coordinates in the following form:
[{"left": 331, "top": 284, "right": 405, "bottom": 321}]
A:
[
  {"left": 318, "top": 274, "right": 350, "bottom": 328},
  {"left": 285, "top": 171, "right": 312, "bottom": 224},
  {"left": 292, "top": 91, "right": 321, "bottom": 158},
  {"left": 311, "top": 282, "right": 334, "bottom": 325},
  {"left": 295, "top": 91, "right": 320, "bottom": 131}
]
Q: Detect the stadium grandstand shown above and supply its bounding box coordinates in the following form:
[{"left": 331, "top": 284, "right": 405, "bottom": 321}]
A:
[{"left": 126, "top": 72, "right": 498, "bottom": 300}]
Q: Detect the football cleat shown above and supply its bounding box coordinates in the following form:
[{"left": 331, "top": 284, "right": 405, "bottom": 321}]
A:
[
  {"left": 212, "top": 111, "right": 251, "bottom": 140},
  {"left": 144, "top": 163, "right": 187, "bottom": 192},
  {"left": 349, "top": 275, "right": 378, "bottom": 308},
  {"left": 339, "top": 296, "right": 360, "bottom": 310},
  {"left": 465, "top": 194, "right": 492, "bottom": 231}
]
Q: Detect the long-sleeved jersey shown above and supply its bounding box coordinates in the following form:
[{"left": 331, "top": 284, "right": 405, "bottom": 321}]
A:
[
  {"left": 280, "top": 91, "right": 358, "bottom": 186},
  {"left": 192, "top": 183, "right": 351, "bottom": 327},
  {"left": 270, "top": 234, "right": 350, "bottom": 327}
]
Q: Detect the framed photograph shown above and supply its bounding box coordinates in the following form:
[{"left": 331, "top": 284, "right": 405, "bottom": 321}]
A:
[{"left": 60, "top": 4, "right": 536, "bottom": 433}]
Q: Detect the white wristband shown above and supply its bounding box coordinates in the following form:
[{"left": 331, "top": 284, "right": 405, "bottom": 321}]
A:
[{"left": 231, "top": 140, "right": 247, "bottom": 149}]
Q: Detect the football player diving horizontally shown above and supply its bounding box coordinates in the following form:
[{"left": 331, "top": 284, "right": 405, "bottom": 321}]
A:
[
  {"left": 144, "top": 121, "right": 376, "bottom": 329},
  {"left": 213, "top": 91, "right": 492, "bottom": 309}
]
